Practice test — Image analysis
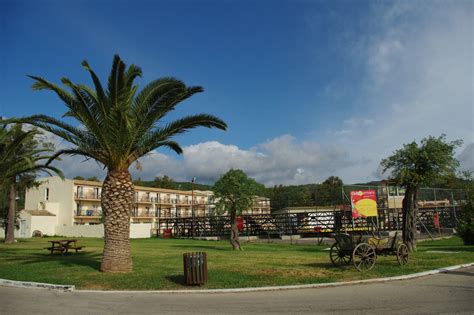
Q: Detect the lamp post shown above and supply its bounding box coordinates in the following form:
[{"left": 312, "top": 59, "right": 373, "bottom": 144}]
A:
[{"left": 191, "top": 177, "right": 196, "bottom": 238}]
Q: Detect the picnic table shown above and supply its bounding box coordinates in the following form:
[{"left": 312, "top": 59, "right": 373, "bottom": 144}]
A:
[{"left": 46, "top": 239, "right": 83, "bottom": 254}]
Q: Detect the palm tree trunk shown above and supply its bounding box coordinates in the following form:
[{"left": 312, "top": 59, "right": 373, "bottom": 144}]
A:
[
  {"left": 5, "top": 177, "right": 16, "bottom": 244},
  {"left": 229, "top": 208, "right": 241, "bottom": 250},
  {"left": 402, "top": 185, "right": 417, "bottom": 252},
  {"left": 100, "top": 170, "right": 134, "bottom": 272}
]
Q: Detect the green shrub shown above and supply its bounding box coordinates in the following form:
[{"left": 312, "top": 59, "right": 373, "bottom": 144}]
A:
[
  {"left": 457, "top": 177, "right": 474, "bottom": 245},
  {"left": 457, "top": 205, "right": 474, "bottom": 245}
]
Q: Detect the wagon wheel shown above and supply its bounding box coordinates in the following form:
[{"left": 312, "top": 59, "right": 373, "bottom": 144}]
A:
[
  {"left": 396, "top": 243, "right": 409, "bottom": 265},
  {"left": 330, "top": 243, "right": 351, "bottom": 266},
  {"left": 352, "top": 243, "right": 376, "bottom": 271}
]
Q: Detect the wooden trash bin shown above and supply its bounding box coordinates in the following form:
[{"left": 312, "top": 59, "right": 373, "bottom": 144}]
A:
[{"left": 183, "top": 252, "right": 208, "bottom": 285}]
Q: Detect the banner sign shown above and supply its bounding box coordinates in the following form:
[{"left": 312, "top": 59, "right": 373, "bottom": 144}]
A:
[{"left": 350, "top": 190, "right": 378, "bottom": 218}]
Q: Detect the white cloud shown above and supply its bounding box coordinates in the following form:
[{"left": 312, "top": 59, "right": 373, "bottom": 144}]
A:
[
  {"left": 369, "top": 39, "right": 403, "bottom": 85},
  {"left": 155, "top": 135, "right": 359, "bottom": 186},
  {"left": 45, "top": 132, "right": 363, "bottom": 186},
  {"left": 458, "top": 143, "right": 474, "bottom": 174},
  {"left": 323, "top": 2, "right": 473, "bottom": 182},
  {"left": 31, "top": 2, "right": 474, "bottom": 186}
]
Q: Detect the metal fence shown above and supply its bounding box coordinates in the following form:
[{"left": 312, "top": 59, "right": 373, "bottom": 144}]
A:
[
  {"left": 155, "top": 185, "right": 466, "bottom": 238},
  {"left": 156, "top": 204, "right": 464, "bottom": 238}
]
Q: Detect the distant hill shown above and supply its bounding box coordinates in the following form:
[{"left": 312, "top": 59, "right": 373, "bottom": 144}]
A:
[{"left": 134, "top": 179, "right": 213, "bottom": 191}]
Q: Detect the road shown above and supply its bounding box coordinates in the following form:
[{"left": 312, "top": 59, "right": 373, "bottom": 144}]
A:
[{"left": 1, "top": 267, "right": 473, "bottom": 314}]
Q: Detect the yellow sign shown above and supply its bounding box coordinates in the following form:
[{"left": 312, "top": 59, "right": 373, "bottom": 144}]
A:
[{"left": 350, "top": 190, "right": 378, "bottom": 218}]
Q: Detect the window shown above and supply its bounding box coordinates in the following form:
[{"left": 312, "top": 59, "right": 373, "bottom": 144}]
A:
[
  {"left": 77, "top": 186, "right": 83, "bottom": 198},
  {"left": 397, "top": 187, "right": 406, "bottom": 196},
  {"left": 388, "top": 186, "right": 397, "bottom": 197},
  {"left": 44, "top": 188, "right": 49, "bottom": 201}
]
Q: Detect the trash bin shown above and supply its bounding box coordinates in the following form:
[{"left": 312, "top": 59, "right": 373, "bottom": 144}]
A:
[
  {"left": 163, "top": 229, "right": 172, "bottom": 239},
  {"left": 183, "top": 252, "right": 207, "bottom": 285}
]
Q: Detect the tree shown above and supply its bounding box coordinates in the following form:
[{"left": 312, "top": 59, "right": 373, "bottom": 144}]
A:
[
  {"left": 213, "top": 169, "right": 263, "bottom": 250},
  {"left": 86, "top": 176, "right": 100, "bottom": 182},
  {"left": 313, "top": 176, "right": 343, "bottom": 206},
  {"left": 73, "top": 176, "right": 85, "bottom": 180},
  {"left": 153, "top": 175, "right": 177, "bottom": 189},
  {"left": 0, "top": 124, "right": 62, "bottom": 243},
  {"left": 133, "top": 177, "right": 145, "bottom": 186},
  {"left": 0, "top": 174, "right": 36, "bottom": 238},
  {"left": 267, "top": 184, "right": 314, "bottom": 211},
  {"left": 457, "top": 172, "right": 474, "bottom": 245},
  {"left": 380, "top": 135, "right": 461, "bottom": 251},
  {"left": 7, "top": 55, "right": 227, "bottom": 272}
]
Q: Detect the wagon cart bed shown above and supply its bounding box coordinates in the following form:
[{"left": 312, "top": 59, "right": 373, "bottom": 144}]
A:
[{"left": 330, "top": 232, "right": 408, "bottom": 271}]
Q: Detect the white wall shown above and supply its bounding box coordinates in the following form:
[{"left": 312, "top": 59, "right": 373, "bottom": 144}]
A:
[
  {"left": 55, "top": 225, "right": 104, "bottom": 238},
  {"left": 130, "top": 223, "right": 153, "bottom": 238},
  {"left": 0, "top": 228, "right": 22, "bottom": 239},
  {"left": 55, "top": 223, "right": 153, "bottom": 238},
  {"left": 30, "top": 216, "right": 57, "bottom": 237},
  {"left": 25, "top": 177, "right": 75, "bottom": 226}
]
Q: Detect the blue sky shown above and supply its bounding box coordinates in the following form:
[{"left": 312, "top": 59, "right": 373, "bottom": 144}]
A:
[{"left": 1, "top": 0, "right": 473, "bottom": 185}]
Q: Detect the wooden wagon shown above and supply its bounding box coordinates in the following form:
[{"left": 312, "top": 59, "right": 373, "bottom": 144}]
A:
[{"left": 329, "top": 232, "right": 409, "bottom": 271}]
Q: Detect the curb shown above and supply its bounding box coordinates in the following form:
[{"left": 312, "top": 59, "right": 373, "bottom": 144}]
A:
[
  {"left": 0, "top": 278, "right": 74, "bottom": 291},
  {"left": 1, "top": 262, "right": 472, "bottom": 294}
]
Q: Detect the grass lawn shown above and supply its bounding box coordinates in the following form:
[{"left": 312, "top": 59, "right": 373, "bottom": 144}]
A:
[{"left": 0, "top": 236, "right": 472, "bottom": 290}]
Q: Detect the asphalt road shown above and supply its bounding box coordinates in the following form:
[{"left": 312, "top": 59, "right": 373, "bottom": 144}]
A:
[{"left": 1, "top": 266, "right": 473, "bottom": 315}]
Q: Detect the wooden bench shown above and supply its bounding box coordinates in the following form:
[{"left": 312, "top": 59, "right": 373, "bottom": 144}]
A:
[
  {"left": 44, "top": 246, "right": 66, "bottom": 254},
  {"left": 46, "top": 239, "right": 84, "bottom": 255},
  {"left": 63, "top": 244, "right": 83, "bottom": 254}
]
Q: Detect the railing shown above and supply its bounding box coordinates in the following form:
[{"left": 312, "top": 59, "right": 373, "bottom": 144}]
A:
[
  {"left": 75, "top": 192, "right": 100, "bottom": 200},
  {"left": 75, "top": 210, "right": 102, "bottom": 216},
  {"left": 136, "top": 197, "right": 153, "bottom": 203},
  {"left": 156, "top": 206, "right": 464, "bottom": 238},
  {"left": 133, "top": 213, "right": 155, "bottom": 218}
]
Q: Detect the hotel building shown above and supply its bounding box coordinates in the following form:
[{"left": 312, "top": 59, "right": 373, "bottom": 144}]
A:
[{"left": 17, "top": 176, "right": 270, "bottom": 238}]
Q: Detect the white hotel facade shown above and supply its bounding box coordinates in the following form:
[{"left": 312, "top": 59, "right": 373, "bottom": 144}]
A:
[{"left": 15, "top": 176, "right": 270, "bottom": 238}]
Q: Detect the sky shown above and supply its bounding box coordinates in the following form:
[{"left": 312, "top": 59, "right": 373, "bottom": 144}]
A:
[{"left": 1, "top": 0, "right": 473, "bottom": 186}]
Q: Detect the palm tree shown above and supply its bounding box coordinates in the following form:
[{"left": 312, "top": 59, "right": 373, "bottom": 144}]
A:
[
  {"left": 8, "top": 55, "right": 227, "bottom": 272},
  {"left": 0, "top": 124, "right": 62, "bottom": 244}
]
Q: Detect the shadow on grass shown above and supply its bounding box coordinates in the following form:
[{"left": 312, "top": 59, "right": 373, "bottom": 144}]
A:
[
  {"left": 296, "top": 246, "right": 329, "bottom": 253},
  {"left": 419, "top": 246, "right": 474, "bottom": 252},
  {"left": 302, "top": 262, "right": 344, "bottom": 269},
  {"left": 0, "top": 249, "right": 102, "bottom": 271},
  {"left": 170, "top": 244, "right": 229, "bottom": 251},
  {"left": 165, "top": 274, "right": 185, "bottom": 285}
]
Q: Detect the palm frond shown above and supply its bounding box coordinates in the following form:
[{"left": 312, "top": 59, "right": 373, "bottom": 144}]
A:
[
  {"left": 158, "top": 114, "right": 227, "bottom": 136},
  {"left": 17, "top": 54, "right": 227, "bottom": 172}
]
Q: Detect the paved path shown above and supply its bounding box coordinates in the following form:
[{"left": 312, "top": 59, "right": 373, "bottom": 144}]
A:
[{"left": 1, "top": 267, "right": 473, "bottom": 314}]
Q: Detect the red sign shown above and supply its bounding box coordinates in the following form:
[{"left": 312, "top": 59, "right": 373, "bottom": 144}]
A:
[
  {"left": 433, "top": 213, "right": 440, "bottom": 228},
  {"left": 236, "top": 216, "right": 245, "bottom": 232},
  {"left": 350, "top": 190, "right": 378, "bottom": 218}
]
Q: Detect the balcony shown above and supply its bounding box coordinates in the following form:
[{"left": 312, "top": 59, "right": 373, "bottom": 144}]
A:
[
  {"left": 131, "top": 210, "right": 157, "bottom": 219},
  {"left": 75, "top": 209, "right": 102, "bottom": 217},
  {"left": 177, "top": 200, "right": 193, "bottom": 206},
  {"left": 75, "top": 192, "right": 100, "bottom": 200},
  {"left": 135, "top": 196, "right": 153, "bottom": 204},
  {"left": 158, "top": 198, "right": 172, "bottom": 204}
]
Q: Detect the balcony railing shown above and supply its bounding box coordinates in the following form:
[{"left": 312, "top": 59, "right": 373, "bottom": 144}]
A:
[
  {"left": 75, "top": 192, "right": 100, "bottom": 200},
  {"left": 135, "top": 196, "right": 153, "bottom": 203},
  {"left": 131, "top": 211, "right": 157, "bottom": 217},
  {"left": 75, "top": 209, "right": 102, "bottom": 216}
]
